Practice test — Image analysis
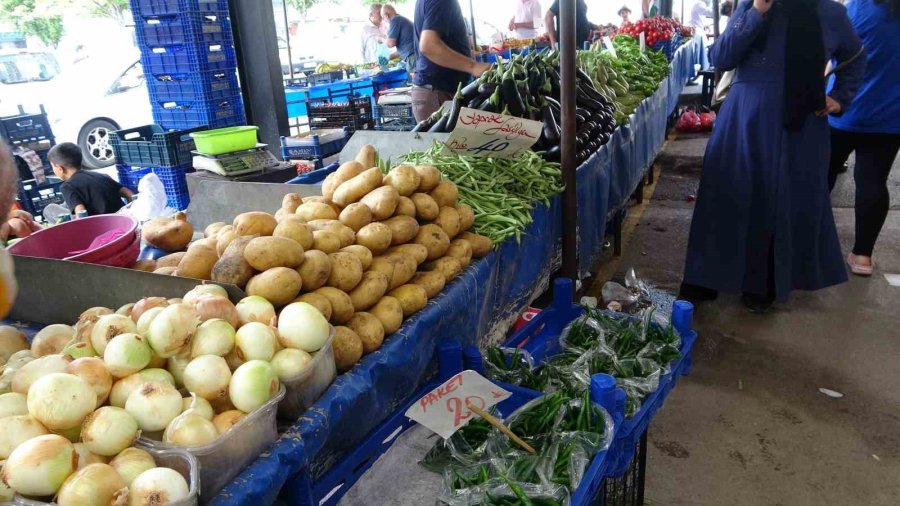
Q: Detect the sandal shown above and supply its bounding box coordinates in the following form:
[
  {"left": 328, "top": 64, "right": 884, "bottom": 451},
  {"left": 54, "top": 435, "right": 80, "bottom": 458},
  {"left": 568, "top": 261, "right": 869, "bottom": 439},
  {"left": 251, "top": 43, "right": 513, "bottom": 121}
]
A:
[{"left": 847, "top": 253, "right": 874, "bottom": 277}]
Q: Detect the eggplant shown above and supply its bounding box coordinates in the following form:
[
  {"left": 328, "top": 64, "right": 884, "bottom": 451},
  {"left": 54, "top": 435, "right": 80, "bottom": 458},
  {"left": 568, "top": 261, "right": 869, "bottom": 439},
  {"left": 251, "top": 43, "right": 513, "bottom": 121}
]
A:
[
  {"left": 500, "top": 67, "right": 526, "bottom": 117},
  {"left": 545, "top": 145, "right": 561, "bottom": 162},
  {"left": 445, "top": 83, "right": 464, "bottom": 129},
  {"left": 541, "top": 106, "right": 560, "bottom": 144},
  {"left": 478, "top": 82, "right": 497, "bottom": 96},
  {"left": 428, "top": 114, "right": 449, "bottom": 133},
  {"left": 461, "top": 78, "right": 482, "bottom": 101},
  {"left": 468, "top": 97, "right": 483, "bottom": 109}
]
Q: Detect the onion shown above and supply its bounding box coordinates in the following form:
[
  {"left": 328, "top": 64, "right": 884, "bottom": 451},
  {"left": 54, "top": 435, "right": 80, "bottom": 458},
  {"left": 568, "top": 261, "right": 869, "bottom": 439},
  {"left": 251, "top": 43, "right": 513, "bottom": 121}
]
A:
[
  {"left": 125, "top": 382, "right": 182, "bottom": 432},
  {"left": 167, "top": 298, "right": 183, "bottom": 305},
  {"left": 116, "top": 303, "right": 135, "bottom": 317},
  {"left": 11, "top": 353, "right": 72, "bottom": 394},
  {"left": 270, "top": 348, "right": 313, "bottom": 380},
  {"left": 234, "top": 322, "right": 278, "bottom": 362},
  {"left": 0, "top": 463, "right": 11, "bottom": 501},
  {"left": 53, "top": 424, "right": 83, "bottom": 443},
  {"left": 229, "top": 360, "right": 279, "bottom": 413},
  {"left": 192, "top": 295, "right": 240, "bottom": 328},
  {"left": 109, "top": 447, "right": 155, "bottom": 486},
  {"left": 0, "top": 369, "right": 13, "bottom": 394},
  {"left": 236, "top": 296, "right": 277, "bottom": 326},
  {"left": 166, "top": 353, "right": 190, "bottom": 388},
  {"left": 182, "top": 395, "right": 214, "bottom": 420},
  {"left": 183, "top": 284, "right": 227, "bottom": 305},
  {"left": 135, "top": 306, "right": 165, "bottom": 336},
  {"left": 72, "top": 442, "right": 107, "bottom": 469},
  {"left": 63, "top": 340, "right": 97, "bottom": 359},
  {"left": 1, "top": 434, "right": 76, "bottom": 497},
  {"left": 32, "top": 324, "right": 75, "bottom": 358},
  {"left": 209, "top": 395, "right": 236, "bottom": 414},
  {"left": 130, "top": 297, "right": 168, "bottom": 324},
  {"left": 57, "top": 463, "right": 126, "bottom": 506},
  {"left": 27, "top": 373, "right": 96, "bottom": 430},
  {"left": 109, "top": 369, "right": 174, "bottom": 408},
  {"left": 163, "top": 412, "right": 218, "bottom": 447},
  {"left": 146, "top": 350, "right": 167, "bottom": 369},
  {"left": 90, "top": 315, "right": 136, "bottom": 356},
  {"left": 212, "top": 410, "right": 245, "bottom": 434},
  {"left": 224, "top": 346, "right": 244, "bottom": 371},
  {"left": 0, "top": 325, "right": 28, "bottom": 364},
  {"left": 66, "top": 357, "right": 112, "bottom": 407},
  {"left": 147, "top": 304, "right": 200, "bottom": 358},
  {"left": 277, "top": 302, "right": 331, "bottom": 352},
  {"left": 0, "top": 414, "right": 49, "bottom": 458},
  {"left": 191, "top": 319, "right": 236, "bottom": 358},
  {"left": 103, "top": 333, "right": 152, "bottom": 378},
  {"left": 0, "top": 392, "right": 26, "bottom": 418},
  {"left": 6, "top": 349, "right": 34, "bottom": 369},
  {"left": 183, "top": 355, "right": 231, "bottom": 401},
  {"left": 80, "top": 406, "right": 138, "bottom": 456},
  {"left": 78, "top": 307, "right": 112, "bottom": 325},
  {"left": 129, "top": 467, "right": 190, "bottom": 504}
]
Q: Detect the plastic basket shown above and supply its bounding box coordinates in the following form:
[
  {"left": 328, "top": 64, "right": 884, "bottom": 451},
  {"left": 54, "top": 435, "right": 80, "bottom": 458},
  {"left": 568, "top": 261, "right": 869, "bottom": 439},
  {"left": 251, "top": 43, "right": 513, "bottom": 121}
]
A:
[
  {"left": 280, "top": 127, "right": 349, "bottom": 160},
  {"left": 16, "top": 177, "right": 64, "bottom": 216},
  {"left": 373, "top": 104, "right": 413, "bottom": 120},
  {"left": 151, "top": 94, "right": 246, "bottom": 131},
  {"left": 130, "top": 0, "right": 228, "bottom": 16},
  {"left": 116, "top": 165, "right": 153, "bottom": 192},
  {"left": 139, "top": 42, "right": 236, "bottom": 75},
  {"left": 147, "top": 67, "right": 240, "bottom": 102},
  {"left": 308, "top": 70, "right": 345, "bottom": 85},
  {"left": 278, "top": 328, "right": 337, "bottom": 420},
  {"left": 115, "top": 163, "right": 193, "bottom": 209},
  {"left": 189, "top": 125, "right": 257, "bottom": 155},
  {"left": 599, "top": 432, "right": 647, "bottom": 506},
  {"left": 1, "top": 111, "right": 53, "bottom": 146},
  {"left": 134, "top": 11, "right": 232, "bottom": 46},
  {"left": 167, "top": 190, "right": 191, "bottom": 210},
  {"left": 307, "top": 96, "right": 373, "bottom": 133},
  {"left": 110, "top": 124, "right": 201, "bottom": 167}
]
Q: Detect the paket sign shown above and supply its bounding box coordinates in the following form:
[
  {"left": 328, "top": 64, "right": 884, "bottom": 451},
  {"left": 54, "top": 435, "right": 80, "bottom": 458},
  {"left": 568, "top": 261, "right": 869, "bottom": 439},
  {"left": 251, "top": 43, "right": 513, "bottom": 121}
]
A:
[
  {"left": 444, "top": 107, "right": 542, "bottom": 159},
  {"left": 405, "top": 370, "right": 512, "bottom": 439}
]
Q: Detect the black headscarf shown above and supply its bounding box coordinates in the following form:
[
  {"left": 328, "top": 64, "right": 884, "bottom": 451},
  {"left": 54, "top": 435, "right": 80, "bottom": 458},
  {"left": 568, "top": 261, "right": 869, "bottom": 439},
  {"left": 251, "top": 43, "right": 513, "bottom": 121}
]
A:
[{"left": 782, "top": 0, "right": 825, "bottom": 130}]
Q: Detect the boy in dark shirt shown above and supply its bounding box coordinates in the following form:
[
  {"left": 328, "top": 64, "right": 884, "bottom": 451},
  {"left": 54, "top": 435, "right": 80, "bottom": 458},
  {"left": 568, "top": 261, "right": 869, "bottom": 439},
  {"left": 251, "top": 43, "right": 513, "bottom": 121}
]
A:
[{"left": 48, "top": 143, "right": 133, "bottom": 216}]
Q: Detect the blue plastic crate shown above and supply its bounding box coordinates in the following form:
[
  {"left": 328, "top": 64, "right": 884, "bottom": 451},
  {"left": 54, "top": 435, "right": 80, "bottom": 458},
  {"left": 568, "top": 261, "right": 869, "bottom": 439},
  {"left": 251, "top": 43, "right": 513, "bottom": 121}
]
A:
[
  {"left": 146, "top": 68, "right": 240, "bottom": 102},
  {"left": 110, "top": 124, "right": 202, "bottom": 167},
  {"left": 139, "top": 42, "right": 236, "bottom": 75},
  {"left": 285, "top": 161, "right": 340, "bottom": 185},
  {"left": 151, "top": 94, "right": 245, "bottom": 131},
  {"left": 279, "top": 127, "right": 349, "bottom": 160},
  {"left": 166, "top": 190, "right": 191, "bottom": 210},
  {"left": 130, "top": 0, "right": 228, "bottom": 16},
  {"left": 16, "top": 177, "right": 64, "bottom": 216},
  {"left": 651, "top": 35, "right": 680, "bottom": 61},
  {"left": 115, "top": 163, "right": 192, "bottom": 209},
  {"left": 134, "top": 11, "right": 232, "bottom": 46},
  {"left": 116, "top": 165, "right": 153, "bottom": 193}
]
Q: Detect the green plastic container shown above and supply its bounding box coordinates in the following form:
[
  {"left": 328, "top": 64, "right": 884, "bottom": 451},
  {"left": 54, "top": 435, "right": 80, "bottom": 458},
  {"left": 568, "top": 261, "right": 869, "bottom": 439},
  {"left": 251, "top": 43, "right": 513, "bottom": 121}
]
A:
[{"left": 190, "top": 126, "right": 259, "bottom": 155}]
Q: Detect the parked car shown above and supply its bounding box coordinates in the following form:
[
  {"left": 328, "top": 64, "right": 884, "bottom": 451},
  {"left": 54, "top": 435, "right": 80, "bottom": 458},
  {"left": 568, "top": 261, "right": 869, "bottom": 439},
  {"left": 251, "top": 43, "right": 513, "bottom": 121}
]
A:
[{"left": 0, "top": 50, "right": 61, "bottom": 118}]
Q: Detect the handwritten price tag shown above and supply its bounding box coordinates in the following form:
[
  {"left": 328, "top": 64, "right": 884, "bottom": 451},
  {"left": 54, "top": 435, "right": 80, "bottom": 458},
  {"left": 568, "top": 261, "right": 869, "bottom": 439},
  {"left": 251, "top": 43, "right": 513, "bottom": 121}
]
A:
[
  {"left": 405, "top": 370, "right": 512, "bottom": 439},
  {"left": 444, "top": 107, "right": 542, "bottom": 159}
]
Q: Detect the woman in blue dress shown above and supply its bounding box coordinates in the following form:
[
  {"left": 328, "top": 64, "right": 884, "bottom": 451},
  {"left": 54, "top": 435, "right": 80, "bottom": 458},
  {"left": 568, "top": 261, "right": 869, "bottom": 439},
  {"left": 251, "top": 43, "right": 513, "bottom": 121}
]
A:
[{"left": 680, "top": 0, "right": 865, "bottom": 311}]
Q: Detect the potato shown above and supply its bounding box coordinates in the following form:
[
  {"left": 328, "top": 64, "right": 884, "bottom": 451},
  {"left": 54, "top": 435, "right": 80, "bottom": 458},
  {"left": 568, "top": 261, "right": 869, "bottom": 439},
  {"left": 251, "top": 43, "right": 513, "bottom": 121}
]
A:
[
  {"left": 340, "top": 245, "right": 373, "bottom": 270},
  {"left": 332, "top": 168, "right": 383, "bottom": 206},
  {"left": 339, "top": 203, "right": 373, "bottom": 232},
  {"left": 458, "top": 232, "right": 492, "bottom": 258},
  {"left": 205, "top": 222, "right": 228, "bottom": 238},
  {"left": 347, "top": 312, "right": 385, "bottom": 355},
  {"left": 446, "top": 239, "right": 473, "bottom": 267},
  {"left": 304, "top": 219, "right": 339, "bottom": 232},
  {"left": 215, "top": 230, "right": 238, "bottom": 256},
  {"left": 234, "top": 212, "right": 277, "bottom": 236},
  {"left": 395, "top": 196, "right": 416, "bottom": 218},
  {"left": 414, "top": 165, "right": 442, "bottom": 192},
  {"left": 211, "top": 253, "right": 255, "bottom": 288},
  {"left": 370, "top": 297, "right": 403, "bottom": 334},
  {"left": 296, "top": 202, "right": 338, "bottom": 222},
  {"left": 154, "top": 267, "right": 177, "bottom": 275},
  {"left": 355, "top": 144, "right": 377, "bottom": 169},
  {"left": 331, "top": 224, "right": 356, "bottom": 248},
  {"left": 315, "top": 287, "right": 354, "bottom": 324},
  {"left": 321, "top": 173, "right": 338, "bottom": 201},
  {"left": 356, "top": 222, "right": 393, "bottom": 255},
  {"left": 360, "top": 186, "right": 400, "bottom": 221},
  {"left": 368, "top": 256, "right": 395, "bottom": 279},
  {"left": 144, "top": 212, "right": 193, "bottom": 251},
  {"left": 434, "top": 207, "right": 461, "bottom": 238},
  {"left": 457, "top": 204, "right": 475, "bottom": 232},
  {"left": 156, "top": 252, "right": 186, "bottom": 269},
  {"left": 410, "top": 193, "right": 439, "bottom": 221},
  {"left": 386, "top": 244, "right": 429, "bottom": 265},
  {"left": 383, "top": 216, "right": 419, "bottom": 245},
  {"left": 293, "top": 293, "right": 333, "bottom": 321},
  {"left": 414, "top": 224, "right": 451, "bottom": 260},
  {"left": 273, "top": 220, "right": 314, "bottom": 250},
  {"left": 189, "top": 237, "right": 218, "bottom": 251},
  {"left": 383, "top": 165, "right": 421, "bottom": 197},
  {"left": 429, "top": 181, "right": 459, "bottom": 208},
  {"left": 131, "top": 259, "right": 157, "bottom": 272},
  {"left": 282, "top": 193, "right": 303, "bottom": 213},
  {"left": 222, "top": 234, "right": 256, "bottom": 257},
  {"left": 246, "top": 267, "right": 303, "bottom": 306},
  {"left": 175, "top": 245, "right": 218, "bottom": 280},
  {"left": 387, "top": 285, "right": 428, "bottom": 317},
  {"left": 333, "top": 326, "right": 363, "bottom": 372},
  {"left": 297, "top": 250, "right": 332, "bottom": 291},
  {"left": 423, "top": 256, "right": 463, "bottom": 281},
  {"left": 274, "top": 208, "right": 287, "bottom": 221},
  {"left": 388, "top": 255, "right": 418, "bottom": 290},
  {"left": 410, "top": 271, "right": 446, "bottom": 299},
  {"left": 327, "top": 252, "right": 364, "bottom": 292},
  {"left": 324, "top": 161, "right": 366, "bottom": 200},
  {"left": 244, "top": 236, "right": 305, "bottom": 271},
  {"left": 348, "top": 271, "right": 390, "bottom": 311},
  {"left": 312, "top": 230, "right": 342, "bottom": 253}
]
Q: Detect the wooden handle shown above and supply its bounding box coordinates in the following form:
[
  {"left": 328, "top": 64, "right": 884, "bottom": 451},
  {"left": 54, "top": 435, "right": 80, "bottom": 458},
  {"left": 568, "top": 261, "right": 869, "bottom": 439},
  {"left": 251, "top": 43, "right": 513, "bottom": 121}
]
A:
[{"left": 466, "top": 402, "right": 536, "bottom": 454}]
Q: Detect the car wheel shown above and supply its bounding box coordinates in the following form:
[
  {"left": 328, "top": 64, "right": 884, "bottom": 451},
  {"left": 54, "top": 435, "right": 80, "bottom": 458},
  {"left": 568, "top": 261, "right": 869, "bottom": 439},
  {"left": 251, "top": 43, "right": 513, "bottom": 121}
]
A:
[{"left": 78, "top": 119, "right": 119, "bottom": 169}]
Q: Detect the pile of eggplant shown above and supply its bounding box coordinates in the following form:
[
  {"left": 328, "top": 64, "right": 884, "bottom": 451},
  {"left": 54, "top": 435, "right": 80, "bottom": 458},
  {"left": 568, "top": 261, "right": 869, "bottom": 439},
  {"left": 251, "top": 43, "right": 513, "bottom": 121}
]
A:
[{"left": 412, "top": 51, "right": 618, "bottom": 164}]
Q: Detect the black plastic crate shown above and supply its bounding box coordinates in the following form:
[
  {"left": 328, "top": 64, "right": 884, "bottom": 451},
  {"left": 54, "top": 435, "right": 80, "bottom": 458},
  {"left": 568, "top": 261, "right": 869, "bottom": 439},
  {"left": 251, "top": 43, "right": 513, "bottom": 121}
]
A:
[
  {"left": 110, "top": 124, "right": 202, "bottom": 167},
  {"left": 1, "top": 111, "right": 54, "bottom": 146},
  {"left": 373, "top": 104, "right": 413, "bottom": 120},
  {"left": 17, "top": 177, "right": 65, "bottom": 216},
  {"left": 307, "top": 96, "right": 372, "bottom": 133},
  {"left": 308, "top": 70, "right": 345, "bottom": 85},
  {"left": 600, "top": 431, "right": 647, "bottom": 506}
]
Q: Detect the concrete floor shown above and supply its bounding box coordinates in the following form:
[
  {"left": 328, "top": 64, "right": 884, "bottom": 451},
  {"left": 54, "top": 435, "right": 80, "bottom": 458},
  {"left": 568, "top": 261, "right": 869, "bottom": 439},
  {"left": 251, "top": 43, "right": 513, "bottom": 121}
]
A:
[{"left": 608, "top": 133, "right": 900, "bottom": 505}]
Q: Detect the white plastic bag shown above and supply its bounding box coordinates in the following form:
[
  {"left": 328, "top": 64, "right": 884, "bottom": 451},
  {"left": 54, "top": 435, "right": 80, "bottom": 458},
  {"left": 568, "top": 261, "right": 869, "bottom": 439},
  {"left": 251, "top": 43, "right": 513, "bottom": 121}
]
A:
[{"left": 119, "top": 173, "right": 171, "bottom": 222}]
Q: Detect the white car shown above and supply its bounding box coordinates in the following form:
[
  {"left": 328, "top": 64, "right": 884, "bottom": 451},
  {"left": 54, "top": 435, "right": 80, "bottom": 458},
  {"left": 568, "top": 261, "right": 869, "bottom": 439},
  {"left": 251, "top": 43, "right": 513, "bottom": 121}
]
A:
[{"left": 0, "top": 50, "right": 62, "bottom": 120}]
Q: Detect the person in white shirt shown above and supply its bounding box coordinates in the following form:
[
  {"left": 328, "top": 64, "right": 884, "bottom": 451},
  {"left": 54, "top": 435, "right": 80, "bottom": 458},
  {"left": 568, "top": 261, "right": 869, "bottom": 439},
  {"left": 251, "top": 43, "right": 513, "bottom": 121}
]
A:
[
  {"left": 361, "top": 3, "right": 386, "bottom": 63},
  {"left": 509, "top": 0, "right": 543, "bottom": 39},
  {"left": 688, "top": 0, "right": 713, "bottom": 70}
]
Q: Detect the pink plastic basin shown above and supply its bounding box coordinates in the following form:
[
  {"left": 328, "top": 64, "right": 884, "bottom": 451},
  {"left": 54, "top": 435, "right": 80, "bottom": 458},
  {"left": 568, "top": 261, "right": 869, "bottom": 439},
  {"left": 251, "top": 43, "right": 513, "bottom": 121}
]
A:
[
  {"left": 92, "top": 231, "right": 141, "bottom": 268},
  {"left": 8, "top": 215, "right": 139, "bottom": 263}
]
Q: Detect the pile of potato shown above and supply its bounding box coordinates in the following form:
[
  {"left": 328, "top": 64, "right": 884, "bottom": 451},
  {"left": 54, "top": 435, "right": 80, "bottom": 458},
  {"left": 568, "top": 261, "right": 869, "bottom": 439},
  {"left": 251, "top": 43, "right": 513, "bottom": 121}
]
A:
[{"left": 141, "top": 145, "right": 492, "bottom": 373}]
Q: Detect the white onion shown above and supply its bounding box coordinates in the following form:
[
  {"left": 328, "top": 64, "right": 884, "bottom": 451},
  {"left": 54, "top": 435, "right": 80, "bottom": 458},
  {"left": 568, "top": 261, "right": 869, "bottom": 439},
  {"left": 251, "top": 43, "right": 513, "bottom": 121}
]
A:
[
  {"left": 103, "top": 333, "right": 152, "bottom": 378},
  {"left": 163, "top": 412, "right": 218, "bottom": 447},
  {"left": 109, "top": 369, "right": 174, "bottom": 408},
  {"left": 116, "top": 303, "right": 135, "bottom": 317},
  {"left": 57, "top": 462, "right": 126, "bottom": 506},
  {"left": 72, "top": 442, "right": 107, "bottom": 469},
  {"left": 0, "top": 463, "right": 12, "bottom": 501},
  {"left": 32, "top": 324, "right": 75, "bottom": 358},
  {"left": 191, "top": 319, "right": 236, "bottom": 358},
  {"left": 166, "top": 353, "right": 190, "bottom": 388},
  {"left": 192, "top": 295, "right": 240, "bottom": 329},
  {"left": 209, "top": 395, "right": 236, "bottom": 414},
  {"left": 146, "top": 352, "right": 167, "bottom": 370},
  {"left": 27, "top": 373, "right": 96, "bottom": 430},
  {"left": 131, "top": 297, "right": 168, "bottom": 324},
  {"left": 182, "top": 395, "right": 214, "bottom": 420},
  {"left": 67, "top": 357, "right": 112, "bottom": 408},
  {"left": 183, "top": 355, "right": 231, "bottom": 401},
  {"left": 224, "top": 346, "right": 244, "bottom": 371},
  {"left": 78, "top": 307, "right": 112, "bottom": 325},
  {"left": 271, "top": 348, "right": 313, "bottom": 380},
  {"left": 53, "top": 423, "right": 83, "bottom": 443},
  {"left": 125, "top": 382, "right": 182, "bottom": 432},
  {"left": 0, "top": 325, "right": 28, "bottom": 364},
  {"left": 277, "top": 302, "right": 331, "bottom": 352},
  {"left": 6, "top": 349, "right": 34, "bottom": 369},
  {"left": 212, "top": 410, "right": 245, "bottom": 434},
  {"left": 236, "top": 296, "right": 277, "bottom": 326},
  {"left": 91, "top": 315, "right": 136, "bottom": 356},
  {"left": 108, "top": 447, "right": 155, "bottom": 486},
  {"left": 128, "top": 467, "right": 190, "bottom": 505},
  {"left": 229, "top": 360, "right": 279, "bottom": 413},
  {"left": 147, "top": 304, "right": 200, "bottom": 358},
  {"left": 135, "top": 306, "right": 165, "bottom": 337},
  {"left": 63, "top": 340, "right": 97, "bottom": 359},
  {"left": 183, "top": 284, "right": 227, "bottom": 305},
  {"left": 1, "top": 434, "right": 76, "bottom": 496},
  {"left": 0, "top": 391, "right": 27, "bottom": 418},
  {"left": 167, "top": 298, "right": 183, "bottom": 305},
  {"left": 0, "top": 414, "right": 49, "bottom": 458},
  {"left": 80, "top": 406, "right": 138, "bottom": 457},
  {"left": 11, "top": 353, "right": 72, "bottom": 394},
  {"left": 0, "top": 368, "right": 13, "bottom": 394},
  {"left": 234, "top": 322, "right": 278, "bottom": 362}
]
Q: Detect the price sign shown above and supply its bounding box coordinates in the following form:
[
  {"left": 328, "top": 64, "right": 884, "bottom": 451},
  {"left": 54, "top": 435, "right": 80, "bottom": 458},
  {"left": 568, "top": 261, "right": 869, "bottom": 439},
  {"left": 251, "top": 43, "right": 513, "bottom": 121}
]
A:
[
  {"left": 639, "top": 32, "right": 646, "bottom": 52},
  {"left": 602, "top": 36, "right": 618, "bottom": 58},
  {"left": 444, "top": 107, "right": 543, "bottom": 159},
  {"left": 405, "top": 370, "right": 512, "bottom": 439}
]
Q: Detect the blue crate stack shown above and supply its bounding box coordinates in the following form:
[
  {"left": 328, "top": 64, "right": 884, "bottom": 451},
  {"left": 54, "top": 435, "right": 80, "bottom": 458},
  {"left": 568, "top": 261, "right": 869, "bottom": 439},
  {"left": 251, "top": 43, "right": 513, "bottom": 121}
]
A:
[{"left": 130, "top": 0, "right": 245, "bottom": 131}]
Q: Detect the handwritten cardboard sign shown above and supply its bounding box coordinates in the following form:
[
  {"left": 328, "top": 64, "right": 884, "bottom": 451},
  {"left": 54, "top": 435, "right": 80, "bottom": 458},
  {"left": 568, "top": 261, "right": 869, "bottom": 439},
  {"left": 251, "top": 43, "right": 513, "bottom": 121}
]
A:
[
  {"left": 405, "top": 370, "right": 512, "bottom": 439},
  {"left": 444, "top": 107, "right": 542, "bottom": 159},
  {"left": 602, "top": 36, "right": 618, "bottom": 58}
]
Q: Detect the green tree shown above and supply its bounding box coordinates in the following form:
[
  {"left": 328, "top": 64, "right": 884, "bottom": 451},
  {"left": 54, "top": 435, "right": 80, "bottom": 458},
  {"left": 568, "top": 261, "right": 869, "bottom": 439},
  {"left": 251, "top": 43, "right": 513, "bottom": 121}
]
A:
[{"left": 0, "top": 0, "right": 65, "bottom": 47}]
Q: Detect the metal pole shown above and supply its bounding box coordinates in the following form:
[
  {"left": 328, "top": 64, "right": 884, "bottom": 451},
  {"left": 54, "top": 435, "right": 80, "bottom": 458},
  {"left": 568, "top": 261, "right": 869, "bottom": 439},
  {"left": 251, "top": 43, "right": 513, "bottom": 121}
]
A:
[
  {"left": 712, "top": 0, "right": 721, "bottom": 38},
  {"left": 559, "top": 0, "right": 578, "bottom": 280},
  {"left": 468, "top": 0, "right": 478, "bottom": 52},
  {"left": 281, "top": 0, "right": 295, "bottom": 82}
]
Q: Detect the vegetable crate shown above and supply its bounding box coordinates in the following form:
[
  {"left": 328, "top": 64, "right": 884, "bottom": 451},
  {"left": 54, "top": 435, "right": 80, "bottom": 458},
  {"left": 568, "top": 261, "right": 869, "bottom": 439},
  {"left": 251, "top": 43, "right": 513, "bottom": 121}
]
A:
[
  {"left": 129, "top": 0, "right": 228, "bottom": 16},
  {"left": 1, "top": 110, "right": 54, "bottom": 146},
  {"left": 373, "top": 104, "right": 415, "bottom": 132},
  {"left": 599, "top": 432, "right": 647, "bottom": 506},
  {"left": 650, "top": 35, "right": 681, "bottom": 62},
  {"left": 116, "top": 163, "right": 193, "bottom": 210},
  {"left": 308, "top": 70, "right": 345, "bottom": 86},
  {"left": 150, "top": 93, "right": 246, "bottom": 131},
  {"left": 306, "top": 96, "right": 373, "bottom": 133},
  {"left": 16, "top": 177, "right": 64, "bottom": 217},
  {"left": 146, "top": 67, "right": 241, "bottom": 103},
  {"left": 280, "top": 127, "right": 349, "bottom": 160},
  {"left": 139, "top": 41, "right": 237, "bottom": 75},
  {"left": 110, "top": 124, "right": 202, "bottom": 167},
  {"left": 134, "top": 10, "right": 232, "bottom": 47}
]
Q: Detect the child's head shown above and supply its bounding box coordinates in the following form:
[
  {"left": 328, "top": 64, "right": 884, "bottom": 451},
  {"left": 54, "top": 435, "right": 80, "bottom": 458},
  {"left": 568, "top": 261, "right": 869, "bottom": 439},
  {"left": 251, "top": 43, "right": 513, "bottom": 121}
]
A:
[{"left": 48, "top": 142, "right": 83, "bottom": 179}]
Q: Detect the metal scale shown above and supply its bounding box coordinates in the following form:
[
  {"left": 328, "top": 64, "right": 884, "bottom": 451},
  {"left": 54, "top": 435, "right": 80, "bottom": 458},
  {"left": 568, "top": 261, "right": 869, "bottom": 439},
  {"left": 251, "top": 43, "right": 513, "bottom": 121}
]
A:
[{"left": 191, "top": 144, "right": 290, "bottom": 177}]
